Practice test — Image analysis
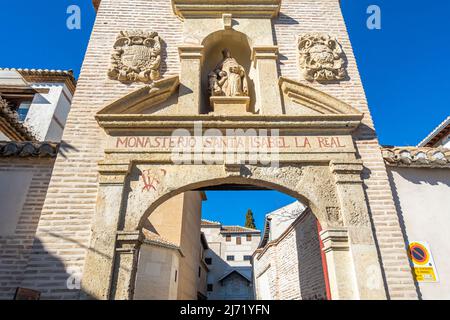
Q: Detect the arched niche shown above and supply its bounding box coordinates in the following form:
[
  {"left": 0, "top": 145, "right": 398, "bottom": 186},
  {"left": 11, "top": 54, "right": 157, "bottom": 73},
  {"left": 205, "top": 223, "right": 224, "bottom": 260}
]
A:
[{"left": 200, "top": 29, "right": 257, "bottom": 114}]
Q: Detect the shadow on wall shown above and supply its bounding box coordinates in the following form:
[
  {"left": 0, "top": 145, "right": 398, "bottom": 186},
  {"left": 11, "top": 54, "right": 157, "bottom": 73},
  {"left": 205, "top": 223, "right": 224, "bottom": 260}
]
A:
[
  {"left": 16, "top": 231, "right": 119, "bottom": 300},
  {"left": 295, "top": 212, "right": 327, "bottom": 300},
  {"left": 58, "top": 140, "right": 79, "bottom": 159},
  {"left": 394, "top": 167, "right": 450, "bottom": 187},
  {"left": 387, "top": 168, "right": 424, "bottom": 299},
  {"left": 14, "top": 237, "right": 94, "bottom": 300}
]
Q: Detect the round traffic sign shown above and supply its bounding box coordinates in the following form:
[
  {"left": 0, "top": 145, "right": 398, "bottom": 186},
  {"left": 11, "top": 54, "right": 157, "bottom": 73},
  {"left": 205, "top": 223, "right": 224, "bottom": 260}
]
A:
[{"left": 409, "top": 242, "right": 429, "bottom": 265}]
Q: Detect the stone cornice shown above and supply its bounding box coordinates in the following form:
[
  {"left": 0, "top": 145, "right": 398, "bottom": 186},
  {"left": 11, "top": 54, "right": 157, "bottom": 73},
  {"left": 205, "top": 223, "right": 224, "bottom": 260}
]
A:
[
  {"left": 319, "top": 229, "right": 349, "bottom": 253},
  {"left": 98, "top": 161, "right": 132, "bottom": 185},
  {"left": 330, "top": 160, "right": 364, "bottom": 184},
  {"left": 171, "top": 0, "right": 282, "bottom": 19},
  {"left": 382, "top": 147, "right": 450, "bottom": 169},
  {"left": 96, "top": 114, "right": 363, "bottom": 135}
]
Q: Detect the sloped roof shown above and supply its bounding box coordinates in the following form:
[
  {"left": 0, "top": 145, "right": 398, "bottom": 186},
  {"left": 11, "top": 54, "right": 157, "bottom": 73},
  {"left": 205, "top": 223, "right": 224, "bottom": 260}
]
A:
[
  {"left": 0, "top": 96, "right": 36, "bottom": 141},
  {"left": 142, "top": 229, "right": 181, "bottom": 252},
  {"left": 418, "top": 116, "right": 450, "bottom": 147},
  {"left": 92, "top": 0, "right": 100, "bottom": 11},
  {"left": 201, "top": 219, "right": 221, "bottom": 227},
  {"left": 201, "top": 219, "right": 260, "bottom": 234},
  {"left": 221, "top": 225, "right": 260, "bottom": 234},
  {"left": 218, "top": 270, "right": 252, "bottom": 283},
  {"left": 0, "top": 68, "right": 76, "bottom": 94},
  {"left": 382, "top": 147, "right": 450, "bottom": 168},
  {"left": 0, "top": 141, "right": 58, "bottom": 158}
]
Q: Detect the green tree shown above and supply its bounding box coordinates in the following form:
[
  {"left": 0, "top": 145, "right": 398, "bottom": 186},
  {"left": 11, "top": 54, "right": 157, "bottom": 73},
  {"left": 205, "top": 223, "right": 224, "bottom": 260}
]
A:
[{"left": 245, "top": 209, "right": 256, "bottom": 229}]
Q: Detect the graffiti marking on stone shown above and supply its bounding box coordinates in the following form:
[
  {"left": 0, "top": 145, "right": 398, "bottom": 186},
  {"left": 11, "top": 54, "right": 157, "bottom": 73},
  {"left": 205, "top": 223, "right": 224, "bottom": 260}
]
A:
[{"left": 141, "top": 168, "right": 167, "bottom": 192}]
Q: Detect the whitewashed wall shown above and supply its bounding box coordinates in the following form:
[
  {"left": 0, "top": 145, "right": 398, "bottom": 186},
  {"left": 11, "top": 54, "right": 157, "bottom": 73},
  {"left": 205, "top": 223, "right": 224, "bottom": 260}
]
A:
[
  {"left": 388, "top": 167, "right": 450, "bottom": 299},
  {"left": 25, "top": 83, "right": 72, "bottom": 142}
]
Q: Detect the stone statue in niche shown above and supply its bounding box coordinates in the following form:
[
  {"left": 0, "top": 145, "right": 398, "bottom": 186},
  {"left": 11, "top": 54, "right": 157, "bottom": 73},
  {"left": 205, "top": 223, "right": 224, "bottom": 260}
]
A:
[
  {"left": 208, "top": 49, "right": 249, "bottom": 97},
  {"left": 298, "top": 33, "right": 347, "bottom": 82},
  {"left": 108, "top": 30, "right": 162, "bottom": 83}
]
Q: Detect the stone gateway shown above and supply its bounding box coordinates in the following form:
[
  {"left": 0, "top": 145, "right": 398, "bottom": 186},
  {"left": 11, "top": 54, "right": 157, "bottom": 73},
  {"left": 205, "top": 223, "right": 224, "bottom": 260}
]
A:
[{"left": 1, "top": 0, "right": 421, "bottom": 300}]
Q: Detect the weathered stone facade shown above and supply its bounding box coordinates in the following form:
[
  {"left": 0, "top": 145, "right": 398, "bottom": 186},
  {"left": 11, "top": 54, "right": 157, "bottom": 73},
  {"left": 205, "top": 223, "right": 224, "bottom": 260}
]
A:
[{"left": 2, "top": 0, "right": 418, "bottom": 300}]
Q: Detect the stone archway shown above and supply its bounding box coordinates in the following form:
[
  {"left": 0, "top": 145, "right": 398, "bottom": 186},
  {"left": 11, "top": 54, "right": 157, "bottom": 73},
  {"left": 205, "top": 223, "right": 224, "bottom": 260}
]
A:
[{"left": 81, "top": 160, "right": 387, "bottom": 301}]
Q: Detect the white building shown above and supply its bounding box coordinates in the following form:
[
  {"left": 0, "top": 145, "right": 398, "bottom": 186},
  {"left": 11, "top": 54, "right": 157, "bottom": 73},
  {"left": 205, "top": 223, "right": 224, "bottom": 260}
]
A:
[
  {"left": 201, "top": 220, "right": 261, "bottom": 300},
  {"left": 0, "top": 68, "right": 75, "bottom": 299},
  {"left": 0, "top": 68, "right": 75, "bottom": 142},
  {"left": 383, "top": 116, "right": 450, "bottom": 300},
  {"left": 418, "top": 116, "right": 450, "bottom": 149},
  {"left": 253, "top": 201, "right": 328, "bottom": 300}
]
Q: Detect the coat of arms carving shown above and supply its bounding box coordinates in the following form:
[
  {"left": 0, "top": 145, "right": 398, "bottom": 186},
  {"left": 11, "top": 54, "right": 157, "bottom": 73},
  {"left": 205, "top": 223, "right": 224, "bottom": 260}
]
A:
[
  {"left": 108, "top": 30, "right": 162, "bottom": 83},
  {"left": 298, "top": 33, "right": 347, "bottom": 82}
]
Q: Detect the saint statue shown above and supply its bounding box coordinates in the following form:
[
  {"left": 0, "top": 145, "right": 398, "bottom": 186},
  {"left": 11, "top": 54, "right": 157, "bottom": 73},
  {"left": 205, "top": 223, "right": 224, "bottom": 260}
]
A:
[{"left": 208, "top": 49, "right": 248, "bottom": 97}]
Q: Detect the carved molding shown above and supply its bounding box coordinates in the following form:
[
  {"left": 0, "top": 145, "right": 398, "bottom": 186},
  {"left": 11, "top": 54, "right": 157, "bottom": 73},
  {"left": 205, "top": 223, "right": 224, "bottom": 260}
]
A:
[
  {"left": 116, "top": 230, "right": 144, "bottom": 254},
  {"left": 279, "top": 77, "right": 362, "bottom": 115},
  {"left": 108, "top": 31, "right": 162, "bottom": 84},
  {"left": 319, "top": 229, "right": 349, "bottom": 253},
  {"left": 171, "top": 0, "right": 281, "bottom": 19},
  {"left": 98, "top": 162, "right": 131, "bottom": 185},
  {"left": 330, "top": 160, "right": 363, "bottom": 184},
  {"left": 298, "top": 33, "right": 347, "bottom": 82},
  {"left": 224, "top": 162, "right": 242, "bottom": 176},
  {"left": 97, "top": 76, "right": 180, "bottom": 115}
]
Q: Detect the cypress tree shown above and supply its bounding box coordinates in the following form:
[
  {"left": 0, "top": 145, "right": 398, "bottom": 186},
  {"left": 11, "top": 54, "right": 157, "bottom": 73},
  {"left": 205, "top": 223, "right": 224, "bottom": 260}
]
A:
[{"left": 245, "top": 209, "right": 256, "bottom": 229}]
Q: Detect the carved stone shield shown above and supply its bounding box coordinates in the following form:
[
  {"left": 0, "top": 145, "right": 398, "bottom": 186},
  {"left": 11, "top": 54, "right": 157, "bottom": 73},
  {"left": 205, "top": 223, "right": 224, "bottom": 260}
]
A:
[
  {"left": 121, "top": 45, "right": 153, "bottom": 70},
  {"left": 108, "top": 30, "right": 162, "bottom": 83}
]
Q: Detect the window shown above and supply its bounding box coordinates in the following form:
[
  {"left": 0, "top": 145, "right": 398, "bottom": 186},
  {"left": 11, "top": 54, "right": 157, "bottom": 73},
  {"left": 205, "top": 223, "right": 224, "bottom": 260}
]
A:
[
  {"left": 205, "top": 258, "right": 212, "bottom": 265},
  {"left": 226, "top": 235, "right": 231, "bottom": 242},
  {"left": 175, "top": 270, "right": 178, "bottom": 282},
  {"left": 198, "top": 267, "right": 201, "bottom": 278},
  {"left": 244, "top": 255, "right": 252, "bottom": 261},
  {"left": 17, "top": 102, "right": 31, "bottom": 122},
  {"left": 236, "top": 237, "right": 241, "bottom": 245},
  {"left": 207, "top": 284, "right": 213, "bottom": 292},
  {"left": 226, "top": 255, "right": 235, "bottom": 261},
  {"left": 246, "top": 234, "right": 252, "bottom": 241}
]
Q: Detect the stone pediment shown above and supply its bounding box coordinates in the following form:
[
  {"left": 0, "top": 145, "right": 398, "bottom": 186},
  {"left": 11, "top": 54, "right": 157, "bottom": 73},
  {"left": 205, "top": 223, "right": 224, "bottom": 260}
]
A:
[
  {"left": 279, "top": 77, "right": 363, "bottom": 116},
  {"left": 97, "top": 75, "right": 179, "bottom": 115},
  {"left": 171, "top": 0, "right": 281, "bottom": 19}
]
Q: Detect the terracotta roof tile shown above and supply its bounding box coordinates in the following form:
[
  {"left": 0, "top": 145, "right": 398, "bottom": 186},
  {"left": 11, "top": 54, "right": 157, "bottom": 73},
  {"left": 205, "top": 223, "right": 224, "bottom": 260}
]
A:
[
  {"left": 0, "top": 96, "right": 36, "bottom": 141},
  {"left": 0, "top": 141, "right": 59, "bottom": 158},
  {"left": 201, "top": 219, "right": 221, "bottom": 226},
  {"left": 0, "top": 68, "right": 76, "bottom": 94},
  {"left": 221, "top": 225, "right": 260, "bottom": 234},
  {"left": 382, "top": 147, "right": 450, "bottom": 168},
  {"left": 142, "top": 229, "right": 180, "bottom": 250}
]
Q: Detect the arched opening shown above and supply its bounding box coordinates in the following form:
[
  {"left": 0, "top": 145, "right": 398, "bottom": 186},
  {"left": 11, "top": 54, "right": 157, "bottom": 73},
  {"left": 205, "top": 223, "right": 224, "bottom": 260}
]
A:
[
  {"left": 132, "top": 182, "right": 330, "bottom": 300},
  {"left": 200, "top": 30, "right": 257, "bottom": 114}
]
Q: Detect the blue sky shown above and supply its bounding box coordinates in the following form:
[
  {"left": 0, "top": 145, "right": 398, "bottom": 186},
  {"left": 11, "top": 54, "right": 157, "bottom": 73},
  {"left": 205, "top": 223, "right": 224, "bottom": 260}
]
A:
[{"left": 1, "top": 1, "right": 448, "bottom": 228}]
